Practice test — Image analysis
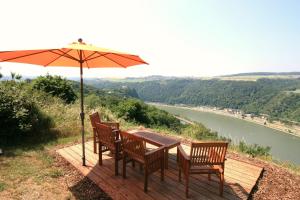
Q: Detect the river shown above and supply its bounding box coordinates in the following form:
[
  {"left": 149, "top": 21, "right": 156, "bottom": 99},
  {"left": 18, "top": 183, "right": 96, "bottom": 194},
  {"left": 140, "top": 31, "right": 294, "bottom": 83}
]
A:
[{"left": 154, "top": 104, "right": 300, "bottom": 165}]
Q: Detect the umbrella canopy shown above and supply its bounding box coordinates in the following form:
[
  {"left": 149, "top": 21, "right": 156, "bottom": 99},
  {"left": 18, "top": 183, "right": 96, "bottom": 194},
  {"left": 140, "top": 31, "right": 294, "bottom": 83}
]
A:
[
  {"left": 0, "top": 39, "right": 147, "bottom": 68},
  {"left": 0, "top": 38, "right": 148, "bottom": 166}
]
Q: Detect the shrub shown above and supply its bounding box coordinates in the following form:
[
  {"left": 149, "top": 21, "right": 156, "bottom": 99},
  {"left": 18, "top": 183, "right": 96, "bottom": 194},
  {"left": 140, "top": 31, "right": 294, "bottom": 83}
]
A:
[
  {"left": 0, "top": 82, "right": 53, "bottom": 142},
  {"left": 238, "top": 141, "right": 271, "bottom": 157},
  {"left": 85, "top": 94, "right": 102, "bottom": 109},
  {"left": 146, "top": 105, "right": 181, "bottom": 130},
  {"left": 32, "top": 74, "right": 77, "bottom": 104},
  {"left": 115, "top": 99, "right": 148, "bottom": 124}
]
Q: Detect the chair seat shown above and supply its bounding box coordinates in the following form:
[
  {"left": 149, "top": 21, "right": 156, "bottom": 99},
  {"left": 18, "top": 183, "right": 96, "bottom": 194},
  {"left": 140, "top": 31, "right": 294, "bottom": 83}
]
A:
[{"left": 190, "top": 165, "right": 223, "bottom": 174}]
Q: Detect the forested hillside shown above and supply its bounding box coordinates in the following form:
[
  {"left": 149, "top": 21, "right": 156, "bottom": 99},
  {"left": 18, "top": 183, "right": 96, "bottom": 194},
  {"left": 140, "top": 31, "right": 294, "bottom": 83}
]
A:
[{"left": 85, "top": 78, "right": 300, "bottom": 123}]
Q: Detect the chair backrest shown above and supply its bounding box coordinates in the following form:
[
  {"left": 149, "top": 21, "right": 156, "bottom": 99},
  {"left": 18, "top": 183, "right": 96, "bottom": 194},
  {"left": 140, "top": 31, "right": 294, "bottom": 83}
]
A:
[
  {"left": 120, "top": 131, "right": 146, "bottom": 161},
  {"left": 190, "top": 141, "right": 228, "bottom": 166},
  {"left": 95, "top": 123, "right": 116, "bottom": 149},
  {"left": 89, "top": 112, "right": 101, "bottom": 128}
]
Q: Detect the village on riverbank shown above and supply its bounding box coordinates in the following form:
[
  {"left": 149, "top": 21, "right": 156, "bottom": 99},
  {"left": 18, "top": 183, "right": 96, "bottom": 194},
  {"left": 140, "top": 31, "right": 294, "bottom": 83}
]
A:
[{"left": 149, "top": 102, "right": 300, "bottom": 137}]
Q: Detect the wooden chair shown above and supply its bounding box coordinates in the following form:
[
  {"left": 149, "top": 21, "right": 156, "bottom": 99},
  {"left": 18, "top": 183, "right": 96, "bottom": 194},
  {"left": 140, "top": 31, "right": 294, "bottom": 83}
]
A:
[
  {"left": 95, "top": 123, "right": 122, "bottom": 175},
  {"left": 120, "top": 131, "right": 165, "bottom": 192},
  {"left": 89, "top": 112, "right": 119, "bottom": 153},
  {"left": 177, "top": 141, "right": 228, "bottom": 198}
]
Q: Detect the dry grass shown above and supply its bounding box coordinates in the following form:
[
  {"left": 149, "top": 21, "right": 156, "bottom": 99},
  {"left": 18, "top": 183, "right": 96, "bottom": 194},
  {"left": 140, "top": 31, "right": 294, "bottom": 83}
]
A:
[{"left": 0, "top": 147, "right": 111, "bottom": 200}]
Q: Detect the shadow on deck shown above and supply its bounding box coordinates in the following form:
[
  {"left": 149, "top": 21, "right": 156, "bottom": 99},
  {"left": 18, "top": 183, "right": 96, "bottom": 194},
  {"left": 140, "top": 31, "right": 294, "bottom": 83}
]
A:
[{"left": 57, "top": 141, "right": 263, "bottom": 200}]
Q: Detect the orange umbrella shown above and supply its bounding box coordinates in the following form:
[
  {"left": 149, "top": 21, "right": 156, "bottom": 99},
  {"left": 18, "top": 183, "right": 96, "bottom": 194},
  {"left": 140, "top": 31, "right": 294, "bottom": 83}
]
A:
[{"left": 0, "top": 38, "right": 148, "bottom": 165}]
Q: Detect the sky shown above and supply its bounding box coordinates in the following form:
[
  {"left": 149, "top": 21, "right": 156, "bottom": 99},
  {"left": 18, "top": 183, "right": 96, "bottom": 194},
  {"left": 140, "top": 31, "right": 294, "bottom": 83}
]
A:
[{"left": 0, "top": 0, "right": 299, "bottom": 78}]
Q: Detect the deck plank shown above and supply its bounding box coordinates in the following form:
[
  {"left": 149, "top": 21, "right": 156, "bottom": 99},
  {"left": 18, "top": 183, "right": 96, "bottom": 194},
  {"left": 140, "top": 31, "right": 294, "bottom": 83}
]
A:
[{"left": 57, "top": 141, "right": 263, "bottom": 200}]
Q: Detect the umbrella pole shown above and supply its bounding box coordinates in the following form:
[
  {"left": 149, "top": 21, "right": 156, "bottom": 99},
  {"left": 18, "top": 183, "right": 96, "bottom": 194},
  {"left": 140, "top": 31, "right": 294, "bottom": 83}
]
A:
[{"left": 79, "top": 50, "right": 86, "bottom": 166}]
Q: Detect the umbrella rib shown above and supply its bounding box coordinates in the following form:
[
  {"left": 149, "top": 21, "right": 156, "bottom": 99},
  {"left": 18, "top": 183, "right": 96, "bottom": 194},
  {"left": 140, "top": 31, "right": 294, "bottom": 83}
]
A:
[
  {"left": 111, "top": 53, "right": 148, "bottom": 64},
  {"left": 51, "top": 50, "right": 79, "bottom": 62},
  {"left": 84, "top": 53, "right": 110, "bottom": 61},
  {"left": 94, "top": 52, "right": 126, "bottom": 68},
  {"left": 43, "top": 49, "right": 73, "bottom": 66},
  {"left": 83, "top": 51, "right": 98, "bottom": 61},
  {"left": 82, "top": 51, "right": 90, "bottom": 69},
  {"left": 0, "top": 49, "right": 57, "bottom": 62}
]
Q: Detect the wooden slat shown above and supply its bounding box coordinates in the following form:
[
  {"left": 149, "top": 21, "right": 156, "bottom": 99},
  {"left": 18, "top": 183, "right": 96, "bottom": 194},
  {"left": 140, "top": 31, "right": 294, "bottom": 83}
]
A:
[{"left": 57, "top": 142, "right": 263, "bottom": 200}]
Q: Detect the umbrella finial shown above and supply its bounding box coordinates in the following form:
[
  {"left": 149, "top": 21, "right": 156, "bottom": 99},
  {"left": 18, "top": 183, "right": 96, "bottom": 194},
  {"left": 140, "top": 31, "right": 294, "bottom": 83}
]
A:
[{"left": 78, "top": 38, "right": 83, "bottom": 43}]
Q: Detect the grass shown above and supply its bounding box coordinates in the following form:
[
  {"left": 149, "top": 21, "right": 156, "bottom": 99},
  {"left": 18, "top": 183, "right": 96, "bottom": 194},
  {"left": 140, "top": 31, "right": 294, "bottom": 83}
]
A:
[
  {"left": 0, "top": 182, "right": 6, "bottom": 192},
  {"left": 1, "top": 102, "right": 299, "bottom": 199}
]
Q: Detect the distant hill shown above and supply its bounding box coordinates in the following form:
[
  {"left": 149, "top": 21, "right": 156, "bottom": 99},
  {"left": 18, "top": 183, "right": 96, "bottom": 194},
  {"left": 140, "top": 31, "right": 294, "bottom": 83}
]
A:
[
  {"left": 83, "top": 76, "right": 300, "bottom": 123},
  {"left": 215, "top": 72, "right": 300, "bottom": 81},
  {"left": 221, "top": 72, "right": 300, "bottom": 77}
]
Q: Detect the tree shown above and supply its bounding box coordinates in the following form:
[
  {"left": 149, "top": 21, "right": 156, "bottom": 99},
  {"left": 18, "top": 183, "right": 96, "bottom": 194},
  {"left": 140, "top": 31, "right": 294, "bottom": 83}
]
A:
[
  {"left": 32, "top": 74, "right": 77, "bottom": 104},
  {"left": 10, "top": 72, "right": 22, "bottom": 81},
  {"left": 115, "top": 99, "right": 148, "bottom": 124}
]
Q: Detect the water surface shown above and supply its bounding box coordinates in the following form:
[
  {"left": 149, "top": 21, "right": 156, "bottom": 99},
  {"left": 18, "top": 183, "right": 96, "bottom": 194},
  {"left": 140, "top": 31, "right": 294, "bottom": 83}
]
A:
[{"left": 155, "top": 104, "right": 300, "bottom": 165}]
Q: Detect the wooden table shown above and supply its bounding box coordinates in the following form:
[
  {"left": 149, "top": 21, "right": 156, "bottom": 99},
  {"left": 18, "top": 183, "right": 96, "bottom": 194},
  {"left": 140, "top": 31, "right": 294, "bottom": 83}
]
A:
[{"left": 128, "top": 130, "right": 180, "bottom": 169}]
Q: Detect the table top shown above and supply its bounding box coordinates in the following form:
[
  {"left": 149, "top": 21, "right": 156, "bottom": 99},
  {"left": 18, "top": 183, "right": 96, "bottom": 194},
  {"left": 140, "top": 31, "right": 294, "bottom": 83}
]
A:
[{"left": 128, "top": 129, "right": 180, "bottom": 149}]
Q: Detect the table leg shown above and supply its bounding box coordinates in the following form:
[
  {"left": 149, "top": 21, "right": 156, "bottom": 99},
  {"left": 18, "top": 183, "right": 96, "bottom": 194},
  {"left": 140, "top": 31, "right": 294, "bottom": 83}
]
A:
[{"left": 165, "top": 149, "right": 169, "bottom": 169}]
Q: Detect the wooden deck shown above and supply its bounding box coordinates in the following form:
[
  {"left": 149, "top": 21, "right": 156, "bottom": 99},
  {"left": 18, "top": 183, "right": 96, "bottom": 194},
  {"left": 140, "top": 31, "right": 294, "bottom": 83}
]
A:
[{"left": 57, "top": 141, "right": 263, "bottom": 200}]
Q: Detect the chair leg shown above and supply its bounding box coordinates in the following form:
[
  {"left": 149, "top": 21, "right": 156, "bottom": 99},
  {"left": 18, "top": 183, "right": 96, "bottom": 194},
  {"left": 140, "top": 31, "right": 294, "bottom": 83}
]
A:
[
  {"left": 208, "top": 173, "right": 211, "bottom": 181},
  {"left": 161, "top": 160, "right": 164, "bottom": 181},
  {"left": 114, "top": 144, "right": 119, "bottom": 176},
  {"left": 219, "top": 173, "right": 224, "bottom": 196},
  {"left": 98, "top": 143, "right": 102, "bottom": 165},
  {"left": 115, "top": 154, "right": 119, "bottom": 176},
  {"left": 165, "top": 150, "right": 169, "bottom": 169},
  {"left": 144, "top": 169, "right": 148, "bottom": 192},
  {"left": 139, "top": 163, "right": 143, "bottom": 172},
  {"left": 122, "top": 154, "right": 126, "bottom": 178},
  {"left": 185, "top": 174, "right": 189, "bottom": 198},
  {"left": 132, "top": 160, "right": 135, "bottom": 168},
  {"left": 179, "top": 168, "right": 181, "bottom": 182}
]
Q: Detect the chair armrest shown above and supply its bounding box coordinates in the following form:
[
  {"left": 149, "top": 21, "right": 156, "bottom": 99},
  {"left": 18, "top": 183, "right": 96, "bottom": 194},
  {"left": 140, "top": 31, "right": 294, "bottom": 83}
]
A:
[
  {"left": 145, "top": 146, "right": 165, "bottom": 157},
  {"left": 177, "top": 145, "right": 189, "bottom": 161},
  {"left": 101, "top": 122, "right": 119, "bottom": 129},
  {"left": 114, "top": 139, "right": 121, "bottom": 144}
]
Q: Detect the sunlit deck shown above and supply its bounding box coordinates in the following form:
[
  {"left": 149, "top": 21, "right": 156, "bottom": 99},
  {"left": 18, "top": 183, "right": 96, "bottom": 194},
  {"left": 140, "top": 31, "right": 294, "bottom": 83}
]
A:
[{"left": 57, "top": 141, "right": 263, "bottom": 200}]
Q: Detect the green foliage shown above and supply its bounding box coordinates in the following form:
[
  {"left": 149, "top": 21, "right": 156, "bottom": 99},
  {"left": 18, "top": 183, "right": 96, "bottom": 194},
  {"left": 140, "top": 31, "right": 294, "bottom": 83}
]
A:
[
  {"left": 10, "top": 72, "right": 22, "bottom": 81},
  {"left": 85, "top": 94, "right": 102, "bottom": 109},
  {"left": 180, "top": 123, "right": 219, "bottom": 140},
  {"left": 32, "top": 74, "right": 77, "bottom": 104},
  {"left": 238, "top": 141, "right": 271, "bottom": 157},
  {"left": 115, "top": 99, "right": 149, "bottom": 124},
  {"left": 0, "top": 182, "right": 6, "bottom": 192},
  {"left": 0, "top": 81, "right": 53, "bottom": 142},
  {"left": 88, "top": 78, "right": 300, "bottom": 123}
]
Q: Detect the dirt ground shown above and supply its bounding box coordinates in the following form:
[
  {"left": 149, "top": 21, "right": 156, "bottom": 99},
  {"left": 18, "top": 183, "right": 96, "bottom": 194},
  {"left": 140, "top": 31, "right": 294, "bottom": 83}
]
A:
[{"left": 228, "top": 152, "right": 300, "bottom": 200}]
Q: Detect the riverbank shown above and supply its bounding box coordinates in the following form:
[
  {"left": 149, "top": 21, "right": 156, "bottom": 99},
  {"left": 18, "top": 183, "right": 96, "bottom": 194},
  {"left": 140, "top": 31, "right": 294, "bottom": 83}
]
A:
[{"left": 149, "top": 102, "right": 300, "bottom": 138}]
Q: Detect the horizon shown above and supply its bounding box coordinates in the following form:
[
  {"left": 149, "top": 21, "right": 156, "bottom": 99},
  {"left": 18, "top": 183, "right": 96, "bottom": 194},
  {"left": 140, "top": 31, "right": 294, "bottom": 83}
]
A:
[
  {"left": 1, "top": 0, "right": 300, "bottom": 78},
  {"left": 1, "top": 71, "right": 300, "bottom": 80}
]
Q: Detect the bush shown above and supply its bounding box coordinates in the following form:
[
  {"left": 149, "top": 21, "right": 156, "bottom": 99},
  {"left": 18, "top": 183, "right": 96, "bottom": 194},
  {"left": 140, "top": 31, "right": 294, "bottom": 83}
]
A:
[
  {"left": 85, "top": 94, "right": 101, "bottom": 109},
  {"left": 32, "top": 74, "right": 77, "bottom": 104},
  {"left": 238, "top": 141, "right": 271, "bottom": 157},
  {"left": 146, "top": 105, "right": 181, "bottom": 130},
  {"left": 115, "top": 99, "right": 148, "bottom": 124},
  {"left": 0, "top": 82, "right": 53, "bottom": 141}
]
